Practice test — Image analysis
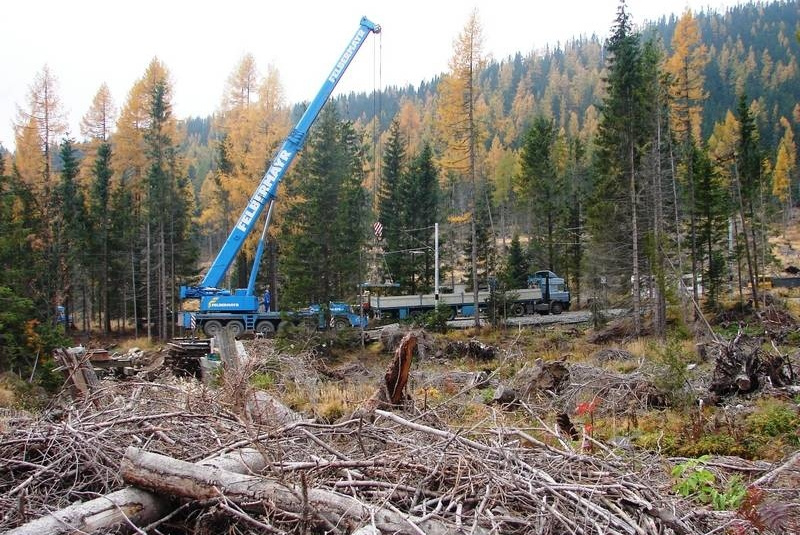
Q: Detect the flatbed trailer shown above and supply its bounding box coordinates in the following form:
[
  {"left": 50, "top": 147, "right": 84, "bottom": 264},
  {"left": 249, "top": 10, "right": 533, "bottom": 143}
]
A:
[{"left": 367, "top": 286, "right": 569, "bottom": 320}]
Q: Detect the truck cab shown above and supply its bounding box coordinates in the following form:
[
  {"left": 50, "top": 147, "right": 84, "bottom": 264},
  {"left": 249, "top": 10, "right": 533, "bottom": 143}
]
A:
[{"left": 527, "top": 271, "right": 571, "bottom": 314}]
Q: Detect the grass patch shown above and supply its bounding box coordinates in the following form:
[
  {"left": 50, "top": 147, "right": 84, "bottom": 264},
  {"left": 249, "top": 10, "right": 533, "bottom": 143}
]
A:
[
  {"left": 632, "top": 397, "right": 800, "bottom": 461},
  {"left": 310, "top": 382, "right": 375, "bottom": 423},
  {"left": 249, "top": 371, "right": 275, "bottom": 390}
]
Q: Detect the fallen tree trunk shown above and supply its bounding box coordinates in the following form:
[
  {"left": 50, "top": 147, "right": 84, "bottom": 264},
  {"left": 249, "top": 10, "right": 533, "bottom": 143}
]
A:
[
  {"left": 121, "top": 446, "right": 481, "bottom": 535},
  {"left": 5, "top": 487, "right": 170, "bottom": 535},
  {"left": 7, "top": 448, "right": 270, "bottom": 535}
]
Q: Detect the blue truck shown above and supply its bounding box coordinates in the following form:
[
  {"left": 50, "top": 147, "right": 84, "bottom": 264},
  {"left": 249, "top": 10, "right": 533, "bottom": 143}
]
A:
[{"left": 179, "top": 17, "right": 380, "bottom": 338}]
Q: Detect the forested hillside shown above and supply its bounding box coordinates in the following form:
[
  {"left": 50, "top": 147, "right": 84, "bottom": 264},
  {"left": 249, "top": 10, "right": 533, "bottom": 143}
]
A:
[
  {"left": 1, "top": 0, "right": 798, "bottom": 376},
  {"left": 336, "top": 1, "right": 799, "bottom": 147}
]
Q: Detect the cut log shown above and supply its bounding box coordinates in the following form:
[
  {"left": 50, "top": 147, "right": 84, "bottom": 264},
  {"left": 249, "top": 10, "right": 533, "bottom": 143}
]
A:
[
  {"left": 121, "top": 446, "right": 480, "bottom": 535},
  {"left": 8, "top": 448, "right": 270, "bottom": 535},
  {"left": 491, "top": 384, "right": 518, "bottom": 406},
  {"left": 556, "top": 412, "right": 579, "bottom": 440},
  {"left": 734, "top": 373, "right": 752, "bottom": 392},
  {"left": 198, "top": 447, "right": 269, "bottom": 473},
  {"left": 246, "top": 390, "right": 308, "bottom": 426},
  {"left": 706, "top": 333, "right": 789, "bottom": 397},
  {"left": 5, "top": 487, "right": 170, "bottom": 535},
  {"left": 385, "top": 332, "right": 416, "bottom": 404}
]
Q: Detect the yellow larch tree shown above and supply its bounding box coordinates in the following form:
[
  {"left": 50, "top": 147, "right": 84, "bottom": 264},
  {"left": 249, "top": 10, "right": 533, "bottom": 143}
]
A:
[
  {"left": 773, "top": 116, "right": 796, "bottom": 227},
  {"left": 217, "top": 56, "right": 287, "bottom": 214},
  {"left": 435, "top": 8, "right": 489, "bottom": 326},
  {"left": 79, "top": 83, "right": 116, "bottom": 186},
  {"left": 14, "top": 65, "right": 68, "bottom": 195},
  {"left": 509, "top": 80, "right": 535, "bottom": 147},
  {"left": 665, "top": 9, "right": 708, "bottom": 144},
  {"left": 81, "top": 83, "right": 116, "bottom": 143},
  {"left": 12, "top": 116, "right": 46, "bottom": 193},
  {"left": 485, "top": 135, "right": 518, "bottom": 247},
  {"left": 114, "top": 58, "right": 175, "bottom": 193},
  {"left": 396, "top": 98, "right": 423, "bottom": 156},
  {"left": 204, "top": 55, "right": 289, "bottom": 273},
  {"left": 707, "top": 110, "right": 740, "bottom": 186},
  {"left": 436, "top": 9, "right": 488, "bottom": 177},
  {"left": 666, "top": 10, "right": 709, "bottom": 307}
]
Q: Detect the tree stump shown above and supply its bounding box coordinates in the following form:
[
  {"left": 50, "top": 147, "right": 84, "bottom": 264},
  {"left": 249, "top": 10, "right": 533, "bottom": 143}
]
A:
[{"left": 355, "top": 331, "right": 418, "bottom": 417}]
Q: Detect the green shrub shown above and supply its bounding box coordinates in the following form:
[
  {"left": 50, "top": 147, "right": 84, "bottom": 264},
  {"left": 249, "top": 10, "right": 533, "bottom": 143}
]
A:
[
  {"left": 652, "top": 340, "right": 692, "bottom": 407},
  {"left": 671, "top": 456, "right": 747, "bottom": 511},
  {"left": 250, "top": 372, "right": 275, "bottom": 390},
  {"left": 415, "top": 304, "right": 452, "bottom": 333}
]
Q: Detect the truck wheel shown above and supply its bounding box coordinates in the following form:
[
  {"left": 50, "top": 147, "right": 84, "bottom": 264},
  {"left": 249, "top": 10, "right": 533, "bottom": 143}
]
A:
[
  {"left": 550, "top": 301, "right": 563, "bottom": 315},
  {"left": 446, "top": 307, "right": 456, "bottom": 320},
  {"left": 226, "top": 320, "right": 245, "bottom": 336},
  {"left": 510, "top": 303, "right": 526, "bottom": 316},
  {"left": 255, "top": 320, "right": 276, "bottom": 336},
  {"left": 203, "top": 320, "right": 223, "bottom": 337},
  {"left": 333, "top": 317, "right": 349, "bottom": 330}
]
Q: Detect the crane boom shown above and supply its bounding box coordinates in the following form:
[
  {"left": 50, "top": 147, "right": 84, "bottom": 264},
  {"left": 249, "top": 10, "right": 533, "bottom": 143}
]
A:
[{"left": 182, "top": 16, "right": 380, "bottom": 298}]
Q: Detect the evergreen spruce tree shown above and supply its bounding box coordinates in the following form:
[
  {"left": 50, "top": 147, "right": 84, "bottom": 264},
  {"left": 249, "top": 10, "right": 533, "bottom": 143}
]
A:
[
  {"left": 0, "top": 155, "right": 36, "bottom": 295},
  {"left": 378, "top": 119, "right": 407, "bottom": 286},
  {"left": 143, "top": 80, "right": 196, "bottom": 339},
  {"left": 109, "top": 175, "right": 137, "bottom": 333},
  {"left": 144, "top": 81, "right": 171, "bottom": 339},
  {"left": 692, "top": 145, "right": 728, "bottom": 309},
  {"left": 400, "top": 142, "right": 439, "bottom": 292},
  {"left": 518, "top": 115, "right": 561, "bottom": 271},
  {"left": 591, "top": 0, "right": 651, "bottom": 334},
  {"left": 734, "top": 94, "right": 764, "bottom": 306},
  {"left": 638, "top": 37, "right": 672, "bottom": 337},
  {"left": 279, "top": 105, "right": 367, "bottom": 306},
  {"left": 88, "top": 142, "right": 113, "bottom": 334},
  {"left": 502, "top": 234, "right": 529, "bottom": 289},
  {"left": 54, "top": 137, "right": 86, "bottom": 332},
  {"left": 0, "top": 152, "right": 70, "bottom": 377},
  {"left": 563, "top": 137, "right": 589, "bottom": 305},
  {"left": 464, "top": 179, "right": 496, "bottom": 288},
  {"left": 329, "top": 120, "right": 368, "bottom": 299}
]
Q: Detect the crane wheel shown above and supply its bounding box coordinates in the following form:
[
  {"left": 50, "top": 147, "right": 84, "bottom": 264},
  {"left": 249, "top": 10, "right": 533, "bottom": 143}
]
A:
[
  {"left": 203, "top": 320, "right": 223, "bottom": 337},
  {"left": 226, "top": 320, "right": 245, "bottom": 336},
  {"left": 256, "top": 320, "right": 276, "bottom": 336}
]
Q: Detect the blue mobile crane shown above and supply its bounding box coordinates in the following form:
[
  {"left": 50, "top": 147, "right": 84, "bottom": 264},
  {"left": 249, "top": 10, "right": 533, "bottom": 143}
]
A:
[{"left": 179, "top": 16, "right": 381, "bottom": 338}]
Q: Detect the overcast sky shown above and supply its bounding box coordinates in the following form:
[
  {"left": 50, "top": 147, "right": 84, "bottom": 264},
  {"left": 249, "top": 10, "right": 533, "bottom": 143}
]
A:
[{"left": 1, "top": 0, "right": 735, "bottom": 151}]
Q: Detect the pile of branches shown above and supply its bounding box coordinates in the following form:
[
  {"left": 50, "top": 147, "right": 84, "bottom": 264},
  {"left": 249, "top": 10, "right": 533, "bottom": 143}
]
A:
[
  {"left": 3, "top": 380, "right": 740, "bottom": 535},
  {"left": 0, "top": 378, "right": 251, "bottom": 530},
  {"left": 524, "top": 362, "right": 669, "bottom": 415},
  {"left": 7, "top": 332, "right": 792, "bottom": 534}
]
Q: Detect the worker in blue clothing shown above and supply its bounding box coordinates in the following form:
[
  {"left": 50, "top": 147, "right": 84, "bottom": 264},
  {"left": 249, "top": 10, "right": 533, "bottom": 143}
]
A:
[{"left": 263, "top": 285, "right": 271, "bottom": 312}]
